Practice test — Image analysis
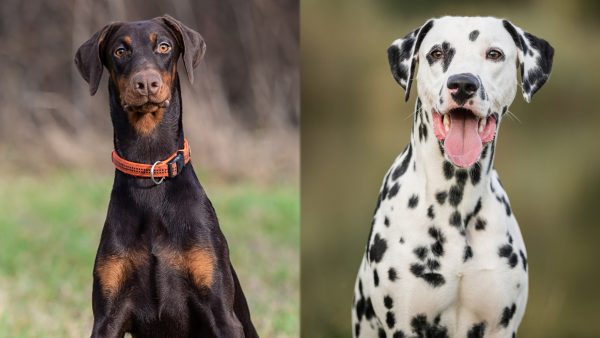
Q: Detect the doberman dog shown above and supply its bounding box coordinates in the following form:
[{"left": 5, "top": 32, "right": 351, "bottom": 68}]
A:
[{"left": 74, "top": 15, "right": 258, "bottom": 338}]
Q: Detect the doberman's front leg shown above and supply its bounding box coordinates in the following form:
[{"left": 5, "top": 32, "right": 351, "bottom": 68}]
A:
[{"left": 90, "top": 266, "right": 135, "bottom": 338}]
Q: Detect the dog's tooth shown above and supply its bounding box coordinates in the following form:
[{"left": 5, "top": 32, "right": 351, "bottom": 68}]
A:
[
  {"left": 479, "top": 117, "right": 487, "bottom": 133},
  {"left": 443, "top": 114, "right": 450, "bottom": 131}
]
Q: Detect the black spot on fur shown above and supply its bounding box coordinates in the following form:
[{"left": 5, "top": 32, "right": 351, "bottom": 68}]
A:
[
  {"left": 448, "top": 185, "right": 463, "bottom": 207},
  {"left": 427, "top": 259, "right": 440, "bottom": 271},
  {"left": 414, "top": 246, "right": 428, "bottom": 261},
  {"left": 422, "top": 273, "right": 445, "bottom": 287},
  {"left": 388, "top": 183, "right": 401, "bottom": 199},
  {"left": 443, "top": 161, "right": 454, "bottom": 179},
  {"left": 392, "top": 145, "right": 413, "bottom": 180},
  {"left": 370, "top": 234, "right": 388, "bottom": 263},
  {"left": 355, "top": 323, "right": 361, "bottom": 337},
  {"left": 469, "top": 30, "right": 480, "bottom": 42},
  {"left": 509, "top": 253, "right": 518, "bottom": 268},
  {"left": 427, "top": 205, "right": 435, "bottom": 219},
  {"left": 410, "top": 313, "right": 449, "bottom": 337},
  {"left": 355, "top": 298, "right": 365, "bottom": 321},
  {"left": 463, "top": 245, "right": 473, "bottom": 262},
  {"left": 374, "top": 269, "right": 380, "bottom": 286},
  {"left": 436, "top": 191, "right": 448, "bottom": 205},
  {"left": 384, "top": 295, "right": 394, "bottom": 309},
  {"left": 378, "top": 327, "right": 387, "bottom": 338},
  {"left": 499, "top": 244, "right": 513, "bottom": 258},
  {"left": 399, "top": 237, "right": 405, "bottom": 244},
  {"left": 499, "top": 303, "right": 517, "bottom": 327},
  {"left": 419, "top": 123, "right": 428, "bottom": 142},
  {"left": 386, "top": 311, "right": 396, "bottom": 329},
  {"left": 388, "top": 267, "right": 398, "bottom": 281},
  {"left": 470, "top": 164, "right": 482, "bottom": 185},
  {"left": 408, "top": 195, "right": 419, "bottom": 208},
  {"left": 410, "top": 263, "right": 425, "bottom": 277},
  {"left": 441, "top": 41, "right": 455, "bottom": 73},
  {"left": 365, "top": 297, "right": 375, "bottom": 320},
  {"left": 429, "top": 226, "right": 446, "bottom": 257},
  {"left": 385, "top": 216, "right": 390, "bottom": 227},
  {"left": 467, "top": 322, "right": 486, "bottom": 338},
  {"left": 393, "top": 331, "right": 406, "bottom": 338},
  {"left": 519, "top": 250, "right": 528, "bottom": 271},
  {"left": 455, "top": 170, "right": 468, "bottom": 186},
  {"left": 502, "top": 105, "right": 508, "bottom": 115},
  {"left": 449, "top": 211, "right": 462, "bottom": 228},
  {"left": 475, "top": 217, "right": 487, "bottom": 230}
]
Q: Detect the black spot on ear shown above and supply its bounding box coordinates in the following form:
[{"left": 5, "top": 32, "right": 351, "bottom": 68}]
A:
[{"left": 469, "top": 30, "right": 480, "bottom": 42}]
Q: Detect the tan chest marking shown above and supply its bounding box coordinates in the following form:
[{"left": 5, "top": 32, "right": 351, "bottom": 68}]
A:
[
  {"left": 160, "top": 247, "right": 215, "bottom": 289},
  {"left": 95, "top": 251, "right": 148, "bottom": 297}
]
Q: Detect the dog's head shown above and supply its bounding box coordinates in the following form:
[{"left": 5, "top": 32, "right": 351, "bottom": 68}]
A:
[
  {"left": 388, "top": 16, "right": 554, "bottom": 168},
  {"left": 74, "top": 15, "right": 205, "bottom": 135}
]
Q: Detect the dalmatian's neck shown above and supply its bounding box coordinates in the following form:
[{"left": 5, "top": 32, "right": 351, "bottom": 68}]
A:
[{"left": 407, "top": 98, "right": 498, "bottom": 229}]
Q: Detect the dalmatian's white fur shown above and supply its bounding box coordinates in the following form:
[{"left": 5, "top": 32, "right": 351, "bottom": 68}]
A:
[{"left": 352, "top": 17, "right": 553, "bottom": 338}]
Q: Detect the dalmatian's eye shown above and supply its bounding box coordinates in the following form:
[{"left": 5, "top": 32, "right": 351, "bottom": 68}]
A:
[
  {"left": 157, "top": 42, "right": 171, "bottom": 54},
  {"left": 429, "top": 49, "right": 444, "bottom": 60},
  {"left": 486, "top": 48, "right": 504, "bottom": 61},
  {"left": 114, "top": 47, "right": 126, "bottom": 58}
]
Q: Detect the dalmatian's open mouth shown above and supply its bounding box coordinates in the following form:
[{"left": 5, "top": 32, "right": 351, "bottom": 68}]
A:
[{"left": 432, "top": 108, "right": 497, "bottom": 168}]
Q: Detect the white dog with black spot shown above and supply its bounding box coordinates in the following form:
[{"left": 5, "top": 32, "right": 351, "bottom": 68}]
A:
[{"left": 352, "top": 16, "right": 553, "bottom": 338}]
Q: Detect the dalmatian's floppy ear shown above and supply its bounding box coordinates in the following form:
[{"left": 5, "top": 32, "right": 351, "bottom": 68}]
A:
[
  {"left": 75, "top": 23, "right": 122, "bottom": 96},
  {"left": 388, "top": 19, "right": 434, "bottom": 101},
  {"left": 502, "top": 20, "right": 554, "bottom": 103}
]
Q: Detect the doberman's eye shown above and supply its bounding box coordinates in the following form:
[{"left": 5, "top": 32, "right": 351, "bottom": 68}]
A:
[
  {"left": 486, "top": 48, "right": 504, "bottom": 61},
  {"left": 429, "top": 48, "right": 444, "bottom": 60},
  {"left": 157, "top": 42, "right": 171, "bottom": 54},
  {"left": 114, "top": 47, "right": 126, "bottom": 58}
]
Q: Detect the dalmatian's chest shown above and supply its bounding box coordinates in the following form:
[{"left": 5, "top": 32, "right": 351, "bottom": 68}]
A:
[{"left": 353, "top": 145, "right": 529, "bottom": 337}]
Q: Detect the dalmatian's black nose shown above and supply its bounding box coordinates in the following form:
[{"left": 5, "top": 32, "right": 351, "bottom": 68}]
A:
[{"left": 447, "top": 73, "right": 480, "bottom": 105}]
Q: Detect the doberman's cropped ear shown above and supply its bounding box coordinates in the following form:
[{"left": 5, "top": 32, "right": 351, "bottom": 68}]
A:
[
  {"left": 74, "top": 23, "right": 121, "bottom": 96},
  {"left": 157, "top": 15, "right": 206, "bottom": 84},
  {"left": 388, "top": 19, "right": 435, "bottom": 102},
  {"left": 502, "top": 20, "right": 554, "bottom": 103}
]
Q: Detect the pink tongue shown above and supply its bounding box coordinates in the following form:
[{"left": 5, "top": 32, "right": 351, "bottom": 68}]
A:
[{"left": 444, "top": 112, "right": 482, "bottom": 168}]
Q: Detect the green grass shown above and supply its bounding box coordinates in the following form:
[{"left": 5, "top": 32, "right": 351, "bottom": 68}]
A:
[{"left": 0, "top": 172, "right": 299, "bottom": 338}]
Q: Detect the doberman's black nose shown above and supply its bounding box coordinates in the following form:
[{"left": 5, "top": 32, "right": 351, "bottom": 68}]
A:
[
  {"left": 447, "top": 73, "right": 480, "bottom": 105},
  {"left": 131, "top": 70, "right": 162, "bottom": 96}
]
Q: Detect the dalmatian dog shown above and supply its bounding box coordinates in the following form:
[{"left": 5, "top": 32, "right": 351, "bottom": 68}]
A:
[{"left": 352, "top": 17, "right": 553, "bottom": 338}]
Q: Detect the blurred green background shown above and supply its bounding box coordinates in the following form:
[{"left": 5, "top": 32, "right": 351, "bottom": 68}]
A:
[
  {"left": 0, "top": 0, "right": 298, "bottom": 337},
  {"left": 302, "top": 1, "right": 600, "bottom": 337}
]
